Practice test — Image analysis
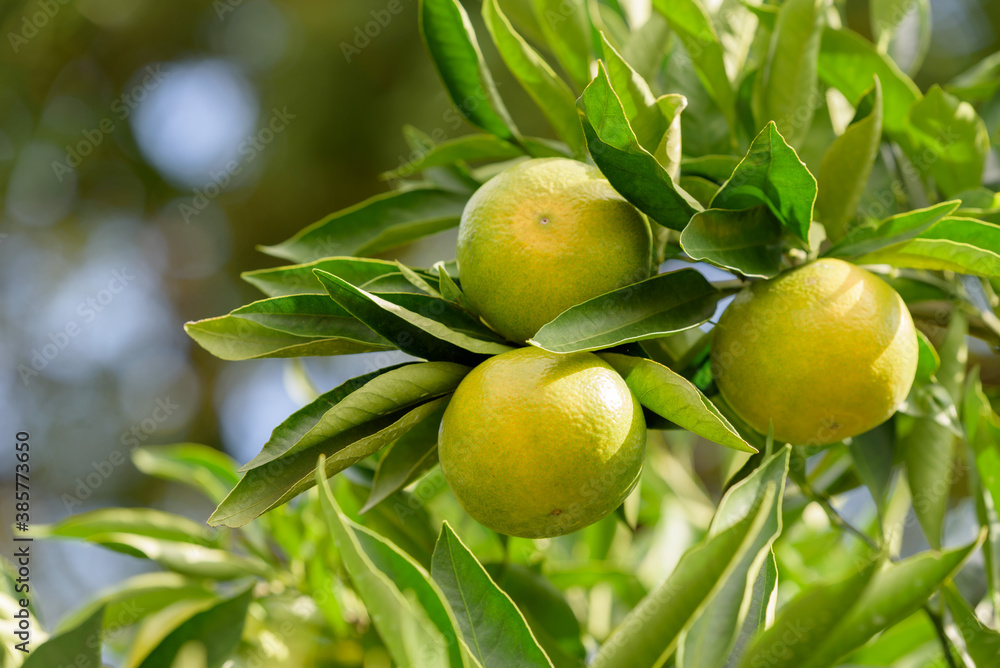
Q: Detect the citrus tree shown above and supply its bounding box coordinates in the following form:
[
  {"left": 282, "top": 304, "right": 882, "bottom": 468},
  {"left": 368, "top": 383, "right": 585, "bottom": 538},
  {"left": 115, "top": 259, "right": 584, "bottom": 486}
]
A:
[{"left": 9, "top": 0, "right": 1000, "bottom": 666}]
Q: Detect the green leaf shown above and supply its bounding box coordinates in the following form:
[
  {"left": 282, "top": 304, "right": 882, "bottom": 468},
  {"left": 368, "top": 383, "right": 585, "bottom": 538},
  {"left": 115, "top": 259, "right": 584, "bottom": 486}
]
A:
[
  {"left": 947, "top": 50, "right": 1000, "bottom": 104},
  {"left": 904, "top": 313, "right": 967, "bottom": 548},
  {"left": 943, "top": 585, "right": 1000, "bottom": 666},
  {"left": 601, "top": 353, "right": 755, "bottom": 452},
  {"left": 262, "top": 188, "right": 468, "bottom": 263},
  {"left": 652, "top": 0, "right": 735, "bottom": 133},
  {"left": 431, "top": 522, "right": 553, "bottom": 667},
  {"left": 132, "top": 443, "right": 240, "bottom": 505},
  {"left": 728, "top": 549, "right": 779, "bottom": 663},
  {"left": 854, "top": 216, "right": 1000, "bottom": 278},
  {"left": 816, "top": 78, "right": 883, "bottom": 242},
  {"left": 680, "top": 206, "right": 783, "bottom": 278},
  {"left": 242, "top": 257, "right": 400, "bottom": 297},
  {"left": 420, "top": 0, "right": 518, "bottom": 141},
  {"left": 209, "top": 396, "right": 450, "bottom": 528},
  {"left": 825, "top": 200, "right": 961, "bottom": 258},
  {"left": 530, "top": 270, "right": 722, "bottom": 353},
  {"left": 803, "top": 536, "right": 984, "bottom": 668},
  {"left": 244, "top": 361, "right": 467, "bottom": 471},
  {"left": 84, "top": 533, "right": 271, "bottom": 579},
  {"left": 914, "top": 329, "right": 940, "bottom": 384},
  {"left": 22, "top": 605, "right": 103, "bottom": 668},
  {"left": 320, "top": 462, "right": 453, "bottom": 668},
  {"left": 817, "top": 27, "right": 921, "bottom": 137},
  {"left": 847, "top": 421, "right": 895, "bottom": 513},
  {"left": 754, "top": 0, "right": 825, "bottom": 149},
  {"left": 31, "top": 508, "right": 218, "bottom": 546},
  {"left": 435, "top": 262, "right": 473, "bottom": 310},
  {"left": 315, "top": 269, "right": 512, "bottom": 362},
  {"left": 530, "top": 0, "right": 593, "bottom": 91},
  {"left": 872, "top": 0, "right": 931, "bottom": 76},
  {"left": 592, "top": 483, "right": 776, "bottom": 667},
  {"left": 362, "top": 399, "right": 447, "bottom": 513},
  {"left": 385, "top": 134, "right": 525, "bottom": 180},
  {"left": 711, "top": 121, "right": 817, "bottom": 241},
  {"left": 483, "top": 0, "right": 584, "bottom": 154},
  {"left": 54, "top": 572, "right": 215, "bottom": 635},
  {"left": 133, "top": 587, "right": 252, "bottom": 668},
  {"left": 577, "top": 62, "right": 701, "bottom": 231},
  {"left": 352, "top": 523, "right": 473, "bottom": 668},
  {"left": 905, "top": 84, "right": 991, "bottom": 198},
  {"left": 739, "top": 560, "right": 878, "bottom": 668},
  {"left": 184, "top": 295, "right": 393, "bottom": 361},
  {"left": 679, "top": 447, "right": 790, "bottom": 668},
  {"left": 681, "top": 155, "right": 741, "bottom": 183}
]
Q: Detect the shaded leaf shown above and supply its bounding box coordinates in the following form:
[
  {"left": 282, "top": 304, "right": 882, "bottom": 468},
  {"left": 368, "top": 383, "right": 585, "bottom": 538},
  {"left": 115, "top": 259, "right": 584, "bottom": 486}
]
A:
[
  {"left": 242, "top": 257, "right": 400, "bottom": 297},
  {"left": 530, "top": 269, "right": 722, "bottom": 353},
  {"left": 915, "top": 329, "right": 941, "bottom": 384},
  {"left": 601, "top": 353, "right": 756, "bottom": 452},
  {"left": 943, "top": 585, "right": 1000, "bottom": 666},
  {"left": 848, "top": 421, "right": 895, "bottom": 513},
  {"left": 83, "top": 533, "right": 271, "bottom": 580},
  {"left": 385, "top": 134, "right": 524, "bottom": 179},
  {"left": 530, "top": 0, "right": 593, "bottom": 91},
  {"left": 31, "top": 508, "right": 218, "bottom": 547},
  {"left": 132, "top": 444, "right": 239, "bottom": 505},
  {"left": 22, "top": 606, "right": 103, "bottom": 668},
  {"left": 680, "top": 206, "right": 783, "bottom": 278},
  {"left": 854, "top": 216, "right": 1000, "bottom": 278},
  {"left": 825, "top": 200, "right": 961, "bottom": 258}
]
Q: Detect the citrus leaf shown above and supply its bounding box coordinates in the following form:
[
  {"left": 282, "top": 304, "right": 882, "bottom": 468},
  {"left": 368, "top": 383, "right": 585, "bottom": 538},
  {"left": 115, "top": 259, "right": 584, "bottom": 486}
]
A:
[
  {"left": 577, "top": 62, "right": 701, "bottom": 231},
  {"left": 244, "top": 361, "right": 467, "bottom": 470},
  {"left": 727, "top": 549, "right": 778, "bottom": 665},
  {"left": 682, "top": 155, "right": 741, "bottom": 183},
  {"left": 816, "top": 77, "right": 883, "bottom": 242},
  {"left": 817, "top": 27, "right": 921, "bottom": 137},
  {"left": 352, "top": 523, "right": 474, "bottom": 668},
  {"left": 855, "top": 216, "right": 1000, "bottom": 278},
  {"left": 944, "top": 585, "right": 1000, "bottom": 665},
  {"left": 738, "top": 560, "right": 878, "bottom": 668},
  {"left": 317, "top": 463, "right": 451, "bottom": 668},
  {"left": 652, "top": 0, "right": 735, "bottom": 132},
  {"left": 242, "top": 257, "right": 400, "bottom": 297},
  {"left": 825, "top": 199, "right": 961, "bottom": 258},
  {"left": 362, "top": 399, "right": 447, "bottom": 513},
  {"left": 905, "top": 84, "right": 991, "bottom": 198},
  {"left": 914, "top": 329, "right": 940, "bottom": 384},
  {"left": 385, "top": 134, "right": 524, "bottom": 180},
  {"left": 591, "top": 483, "right": 776, "bottom": 667},
  {"left": 601, "top": 353, "right": 755, "bottom": 452},
  {"left": 679, "top": 447, "right": 790, "bottom": 668},
  {"left": 803, "top": 535, "right": 985, "bottom": 668},
  {"left": 754, "top": 0, "right": 825, "bottom": 149},
  {"left": 133, "top": 587, "right": 252, "bottom": 668},
  {"left": 680, "top": 206, "right": 783, "bottom": 278},
  {"left": 529, "top": 0, "right": 593, "bottom": 91},
  {"left": 132, "top": 443, "right": 240, "bottom": 505},
  {"left": 209, "top": 397, "right": 449, "bottom": 528},
  {"left": 30, "top": 508, "right": 218, "bottom": 547},
  {"left": 711, "top": 121, "right": 817, "bottom": 241},
  {"left": 435, "top": 263, "right": 473, "bottom": 310},
  {"left": 847, "top": 421, "right": 895, "bottom": 513},
  {"left": 315, "top": 269, "right": 512, "bottom": 362},
  {"left": 483, "top": 0, "right": 584, "bottom": 154},
  {"left": 530, "top": 270, "right": 721, "bottom": 353},
  {"left": 420, "top": 0, "right": 518, "bottom": 141},
  {"left": 77, "top": 533, "right": 272, "bottom": 580},
  {"left": 871, "top": 0, "right": 931, "bottom": 76},
  {"left": 184, "top": 295, "right": 393, "bottom": 361},
  {"left": 946, "top": 50, "right": 1000, "bottom": 104},
  {"left": 21, "top": 605, "right": 104, "bottom": 668},
  {"left": 431, "top": 522, "right": 553, "bottom": 667},
  {"left": 262, "top": 188, "right": 468, "bottom": 263}
]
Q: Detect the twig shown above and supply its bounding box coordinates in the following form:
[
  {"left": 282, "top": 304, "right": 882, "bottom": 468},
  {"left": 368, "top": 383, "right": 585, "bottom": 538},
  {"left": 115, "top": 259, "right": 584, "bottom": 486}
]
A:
[
  {"left": 924, "top": 604, "right": 959, "bottom": 668},
  {"left": 798, "top": 480, "right": 880, "bottom": 552}
]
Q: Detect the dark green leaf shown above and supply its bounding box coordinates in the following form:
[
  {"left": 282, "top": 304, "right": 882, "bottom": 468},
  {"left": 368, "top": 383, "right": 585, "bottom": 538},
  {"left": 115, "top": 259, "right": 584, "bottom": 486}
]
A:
[
  {"left": 385, "top": 134, "right": 524, "bottom": 180},
  {"left": 432, "top": 522, "right": 552, "bottom": 667},
  {"left": 209, "top": 397, "right": 450, "bottom": 527},
  {"left": 483, "top": 0, "right": 584, "bottom": 154},
  {"left": 242, "top": 257, "right": 400, "bottom": 297},
  {"left": 317, "top": 460, "right": 453, "bottom": 668},
  {"left": 681, "top": 155, "right": 741, "bottom": 183},
  {"left": 905, "top": 84, "right": 990, "bottom": 198},
  {"left": 848, "top": 421, "right": 895, "bottom": 513},
  {"left": 754, "top": 0, "right": 825, "bottom": 149},
  {"left": 530, "top": 270, "right": 722, "bottom": 353},
  {"left": 816, "top": 78, "right": 883, "bottom": 242},
  {"left": 22, "top": 606, "right": 103, "bottom": 668},
  {"left": 420, "top": 0, "right": 518, "bottom": 141},
  {"left": 602, "top": 352, "right": 756, "bottom": 452},
  {"left": 262, "top": 188, "right": 468, "bottom": 263},
  {"left": 135, "top": 588, "right": 252, "bottom": 668},
  {"left": 711, "top": 121, "right": 817, "bottom": 241},
  {"left": 315, "top": 269, "right": 511, "bottom": 363},
  {"left": 577, "top": 62, "right": 701, "bottom": 231},
  {"left": 680, "top": 206, "right": 783, "bottom": 278}
]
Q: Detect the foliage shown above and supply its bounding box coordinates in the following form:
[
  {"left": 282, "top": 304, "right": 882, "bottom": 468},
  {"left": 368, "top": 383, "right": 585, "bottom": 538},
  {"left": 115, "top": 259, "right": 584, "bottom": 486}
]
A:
[{"left": 10, "top": 0, "right": 1000, "bottom": 666}]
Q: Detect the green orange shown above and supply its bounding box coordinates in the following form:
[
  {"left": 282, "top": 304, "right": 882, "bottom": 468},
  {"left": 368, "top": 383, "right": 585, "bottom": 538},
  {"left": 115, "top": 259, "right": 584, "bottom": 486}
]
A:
[
  {"left": 457, "top": 158, "right": 652, "bottom": 343},
  {"left": 438, "top": 346, "right": 646, "bottom": 538},
  {"left": 711, "top": 258, "right": 918, "bottom": 445}
]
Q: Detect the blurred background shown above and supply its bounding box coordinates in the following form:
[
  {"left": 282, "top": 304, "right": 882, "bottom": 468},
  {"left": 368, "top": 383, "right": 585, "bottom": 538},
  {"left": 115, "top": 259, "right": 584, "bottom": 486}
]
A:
[{"left": 1, "top": 0, "right": 998, "bottom": 626}]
